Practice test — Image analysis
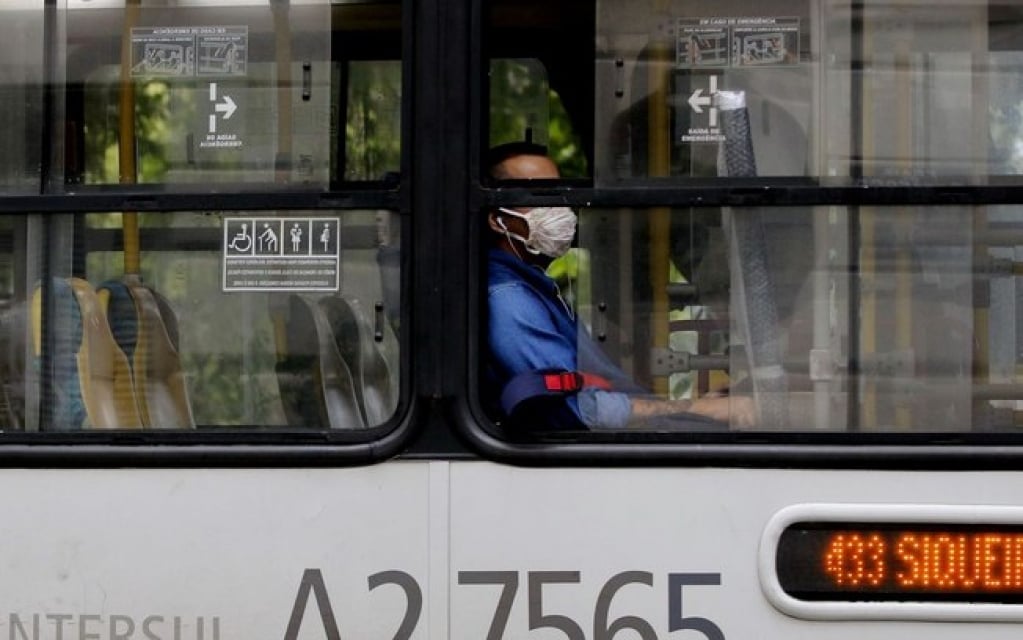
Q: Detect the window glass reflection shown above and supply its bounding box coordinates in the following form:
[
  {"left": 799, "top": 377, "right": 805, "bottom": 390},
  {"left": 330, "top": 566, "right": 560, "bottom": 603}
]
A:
[
  {"left": 69, "top": 1, "right": 332, "bottom": 188},
  {"left": 0, "top": 210, "right": 399, "bottom": 431},
  {"left": 595, "top": 0, "right": 1023, "bottom": 181},
  {"left": 568, "top": 204, "right": 1021, "bottom": 432}
]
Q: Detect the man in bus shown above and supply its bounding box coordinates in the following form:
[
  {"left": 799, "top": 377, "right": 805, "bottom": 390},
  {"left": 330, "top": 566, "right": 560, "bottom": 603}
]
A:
[{"left": 485, "top": 142, "right": 755, "bottom": 430}]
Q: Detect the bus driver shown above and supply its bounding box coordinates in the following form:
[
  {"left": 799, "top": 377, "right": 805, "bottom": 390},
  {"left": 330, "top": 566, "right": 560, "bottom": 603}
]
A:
[{"left": 484, "top": 142, "right": 755, "bottom": 430}]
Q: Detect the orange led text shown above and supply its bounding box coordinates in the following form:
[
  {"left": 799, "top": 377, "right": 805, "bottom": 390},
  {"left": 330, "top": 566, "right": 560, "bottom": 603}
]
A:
[{"left": 823, "top": 531, "right": 1023, "bottom": 592}]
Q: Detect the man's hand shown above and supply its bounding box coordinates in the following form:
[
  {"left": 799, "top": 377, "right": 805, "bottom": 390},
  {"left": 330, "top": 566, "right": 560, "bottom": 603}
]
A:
[
  {"left": 690, "top": 395, "right": 756, "bottom": 427},
  {"left": 629, "top": 395, "right": 756, "bottom": 428}
]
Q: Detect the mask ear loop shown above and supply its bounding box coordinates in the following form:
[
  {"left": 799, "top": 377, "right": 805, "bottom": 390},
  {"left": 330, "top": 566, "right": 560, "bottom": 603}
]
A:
[{"left": 496, "top": 215, "right": 526, "bottom": 262}]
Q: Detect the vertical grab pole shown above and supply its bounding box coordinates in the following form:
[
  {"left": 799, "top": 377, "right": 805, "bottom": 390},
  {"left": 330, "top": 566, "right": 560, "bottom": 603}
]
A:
[
  {"left": 119, "top": 0, "right": 141, "bottom": 277},
  {"left": 856, "top": 2, "right": 876, "bottom": 429},
  {"left": 970, "top": 9, "right": 990, "bottom": 427},
  {"left": 647, "top": 15, "right": 671, "bottom": 397},
  {"left": 893, "top": 45, "right": 912, "bottom": 429}
]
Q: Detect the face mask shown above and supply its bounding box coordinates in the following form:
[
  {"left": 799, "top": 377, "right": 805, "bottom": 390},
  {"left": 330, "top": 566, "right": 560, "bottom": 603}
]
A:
[{"left": 498, "top": 207, "right": 577, "bottom": 259}]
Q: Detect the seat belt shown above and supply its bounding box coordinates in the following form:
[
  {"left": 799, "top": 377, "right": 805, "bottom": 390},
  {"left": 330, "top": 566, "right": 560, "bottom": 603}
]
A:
[{"left": 500, "top": 369, "right": 612, "bottom": 418}]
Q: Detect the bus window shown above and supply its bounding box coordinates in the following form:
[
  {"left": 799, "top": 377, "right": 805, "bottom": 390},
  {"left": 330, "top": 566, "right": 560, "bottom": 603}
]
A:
[
  {"left": 489, "top": 58, "right": 588, "bottom": 178},
  {"left": 486, "top": 191, "right": 1016, "bottom": 432},
  {"left": 68, "top": 0, "right": 333, "bottom": 188},
  {"left": 2, "top": 208, "right": 401, "bottom": 432},
  {"left": 343, "top": 60, "right": 402, "bottom": 182},
  {"left": 482, "top": 0, "right": 1023, "bottom": 435},
  {"left": 595, "top": 0, "right": 1011, "bottom": 181},
  {"left": 576, "top": 204, "right": 982, "bottom": 432},
  {"left": 594, "top": 0, "right": 812, "bottom": 182},
  {"left": 0, "top": 0, "right": 407, "bottom": 433},
  {"left": 486, "top": 0, "right": 594, "bottom": 178},
  {"left": 491, "top": 60, "right": 551, "bottom": 151}
]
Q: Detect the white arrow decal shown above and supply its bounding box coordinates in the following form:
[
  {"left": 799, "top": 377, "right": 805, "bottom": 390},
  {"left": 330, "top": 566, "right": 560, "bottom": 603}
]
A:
[
  {"left": 215, "top": 95, "right": 237, "bottom": 120},
  {"left": 688, "top": 88, "right": 712, "bottom": 113}
]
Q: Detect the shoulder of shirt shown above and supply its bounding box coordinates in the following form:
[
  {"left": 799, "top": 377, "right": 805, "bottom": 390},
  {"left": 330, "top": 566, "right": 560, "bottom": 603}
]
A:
[{"left": 489, "top": 250, "right": 554, "bottom": 287}]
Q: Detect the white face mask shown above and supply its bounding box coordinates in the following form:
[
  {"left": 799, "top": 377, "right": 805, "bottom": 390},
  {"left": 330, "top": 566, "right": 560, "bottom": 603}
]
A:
[{"left": 497, "top": 207, "right": 577, "bottom": 259}]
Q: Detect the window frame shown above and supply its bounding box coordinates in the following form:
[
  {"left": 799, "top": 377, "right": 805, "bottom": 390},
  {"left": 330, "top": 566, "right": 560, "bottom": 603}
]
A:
[
  {"left": 454, "top": 0, "right": 1023, "bottom": 468},
  {"left": 0, "top": 0, "right": 423, "bottom": 463}
]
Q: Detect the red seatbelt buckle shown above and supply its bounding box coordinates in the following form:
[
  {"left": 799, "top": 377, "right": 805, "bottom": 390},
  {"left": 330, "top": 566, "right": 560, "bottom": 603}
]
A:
[{"left": 543, "top": 372, "right": 583, "bottom": 392}]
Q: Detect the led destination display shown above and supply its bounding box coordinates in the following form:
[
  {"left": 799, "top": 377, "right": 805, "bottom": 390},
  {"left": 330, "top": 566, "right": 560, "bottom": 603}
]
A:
[{"left": 776, "top": 523, "right": 1023, "bottom": 603}]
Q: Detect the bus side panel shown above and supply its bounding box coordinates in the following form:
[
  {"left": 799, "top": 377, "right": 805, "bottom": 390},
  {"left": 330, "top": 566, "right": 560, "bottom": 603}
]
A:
[
  {"left": 5, "top": 463, "right": 1023, "bottom": 638},
  {"left": 450, "top": 464, "right": 1023, "bottom": 638},
  {"left": 0, "top": 466, "right": 431, "bottom": 639}
]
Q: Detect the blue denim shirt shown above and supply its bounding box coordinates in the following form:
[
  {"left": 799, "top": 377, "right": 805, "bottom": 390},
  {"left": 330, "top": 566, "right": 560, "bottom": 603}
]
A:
[{"left": 486, "top": 249, "right": 642, "bottom": 429}]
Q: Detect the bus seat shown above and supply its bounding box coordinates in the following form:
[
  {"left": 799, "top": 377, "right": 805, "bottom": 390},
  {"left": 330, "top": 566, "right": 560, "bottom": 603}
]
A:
[
  {"left": 32, "top": 278, "right": 142, "bottom": 430},
  {"left": 320, "top": 296, "right": 398, "bottom": 426},
  {"left": 97, "top": 280, "right": 195, "bottom": 429},
  {"left": 274, "top": 294, "right": 365, "bottom": 429}
]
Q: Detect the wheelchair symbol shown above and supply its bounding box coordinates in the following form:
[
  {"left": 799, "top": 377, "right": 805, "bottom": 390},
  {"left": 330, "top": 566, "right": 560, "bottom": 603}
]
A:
[{"left": 228, "top": 222, "right": 252, "bottom": 253}]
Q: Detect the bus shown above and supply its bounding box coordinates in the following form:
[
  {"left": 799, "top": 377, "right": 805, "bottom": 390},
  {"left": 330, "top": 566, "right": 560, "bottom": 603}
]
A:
[{"left": 1, "top": 0, "right": 1023, "bottom": 638}]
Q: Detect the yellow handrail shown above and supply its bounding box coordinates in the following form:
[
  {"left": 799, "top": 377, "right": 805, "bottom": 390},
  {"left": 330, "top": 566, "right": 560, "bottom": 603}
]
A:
[{"left": 118, "top": 0, "right": 142, "bottom": 276}]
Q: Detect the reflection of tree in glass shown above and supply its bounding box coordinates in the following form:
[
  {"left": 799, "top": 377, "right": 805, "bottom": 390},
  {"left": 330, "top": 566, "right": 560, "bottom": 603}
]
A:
[
  {"left": 490, "top": 59, "right": 549, "bottom": 148},
  {"left": 489, "top": 59, "right": 586, "bottom": 177},
  {"left": 346, "top": 61, "right": 402, "bottom": 181},
  {"left": 149, "top": 255, "right": 281, "bottom": 426},
  {"left": 84, "top": 78, "right": 175, "bottom": 185}
]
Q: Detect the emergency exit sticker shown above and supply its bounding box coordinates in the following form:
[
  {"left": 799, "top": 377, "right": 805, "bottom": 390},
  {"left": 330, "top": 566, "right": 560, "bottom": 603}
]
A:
[
  {"left": 130, "top": 26, "right": 248, "bottom": 78},
  {"left": 676, "top": 17, "right": 799, "bottom": 69},
  {"left": 223, "top": 217, "right": 341, "bottom": 292},
  {"left": 674, "top": 16, "right": 799, "bottom": 145},
  {"left": 132, "top": 26, "right": 249, "bottom": 154}
]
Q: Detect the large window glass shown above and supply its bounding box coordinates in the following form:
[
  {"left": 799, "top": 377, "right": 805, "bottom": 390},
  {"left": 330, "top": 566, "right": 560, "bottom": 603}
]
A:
[
  {"left": 577, "top": 204, "right": 1000, "bottom": 432},
  {"left": 595, "top": 0, "right": 812, "bottom": 181},
  {"left": 68, "top": 0, "right": 333, "bottom": 188},
  {"left": 62, "top": 0, "right": 404, "bottom": 191},
  {"left": 595, "top": 0, "right": 1023, "bottom": 181},
  {"left": 485, "top": 201, "right": 1020, "bottom": 433},
  {"left": 0, "top": 0, "right": 405, "bottom": 433},
  {"left": 2, "top": 209, "right": 400, "bottom": 431},
  {"left": 481, "top": 0, "right": 1023, "bottom": 436}
]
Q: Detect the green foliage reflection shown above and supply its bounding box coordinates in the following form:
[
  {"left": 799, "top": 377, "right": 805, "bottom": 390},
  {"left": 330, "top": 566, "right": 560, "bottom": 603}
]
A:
[{"left": 490, "top": 59, "right": 587, "bottom": 177}]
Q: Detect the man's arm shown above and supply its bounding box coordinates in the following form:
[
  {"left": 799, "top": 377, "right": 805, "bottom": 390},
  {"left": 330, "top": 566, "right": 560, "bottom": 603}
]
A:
[{"left": 629, "top": 395, "right": 755, "bottom": 427}]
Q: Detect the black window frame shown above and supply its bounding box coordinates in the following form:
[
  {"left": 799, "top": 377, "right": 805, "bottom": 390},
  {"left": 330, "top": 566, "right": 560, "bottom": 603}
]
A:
[
  {"left": 0, "top": 0, "right": 422, "bottom": 465},
  {"left": 451, "top": 0, "right": 1023, "bottom": 469},
  {"left": 7, "top": 0, "right": 1023, "bottom": 469}
]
